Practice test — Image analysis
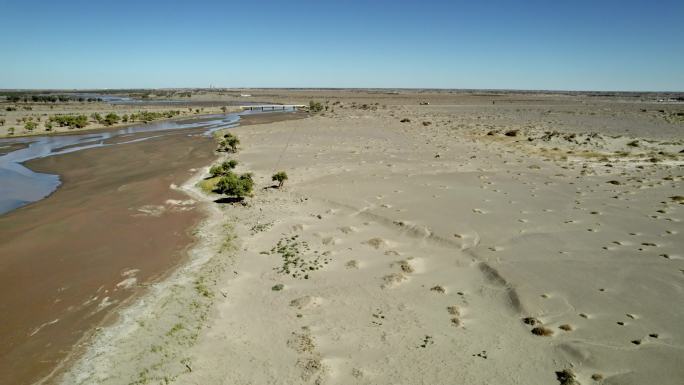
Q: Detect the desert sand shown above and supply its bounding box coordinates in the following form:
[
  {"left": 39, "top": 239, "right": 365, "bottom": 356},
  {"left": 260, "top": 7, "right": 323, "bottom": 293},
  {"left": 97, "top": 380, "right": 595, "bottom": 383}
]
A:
[{"left": 54, "top": 91, "right": 683, "bottom": 385}]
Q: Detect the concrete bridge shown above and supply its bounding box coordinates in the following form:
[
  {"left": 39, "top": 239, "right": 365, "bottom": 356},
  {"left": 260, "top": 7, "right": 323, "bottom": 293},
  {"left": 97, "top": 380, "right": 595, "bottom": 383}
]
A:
[{"left": 240, "top": 104, "right": 306, "bottom": 111}]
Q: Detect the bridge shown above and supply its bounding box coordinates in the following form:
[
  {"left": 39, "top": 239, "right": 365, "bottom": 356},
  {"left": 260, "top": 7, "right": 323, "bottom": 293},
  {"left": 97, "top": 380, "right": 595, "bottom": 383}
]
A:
[{"left": 240, "top": 104, "right": 306, "bottom": 111}]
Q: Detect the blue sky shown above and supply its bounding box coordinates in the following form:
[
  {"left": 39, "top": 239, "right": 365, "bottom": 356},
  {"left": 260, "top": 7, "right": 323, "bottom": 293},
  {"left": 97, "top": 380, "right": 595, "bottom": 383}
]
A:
[{"left": 1, "top": 0, "right": 682, "bottom": 91}]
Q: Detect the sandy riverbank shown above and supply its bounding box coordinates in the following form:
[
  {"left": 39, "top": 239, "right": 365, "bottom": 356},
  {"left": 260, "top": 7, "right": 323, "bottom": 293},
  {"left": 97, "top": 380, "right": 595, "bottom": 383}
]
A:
[{"left": 56, "top": 93, "right": 683, "bottom": 384}]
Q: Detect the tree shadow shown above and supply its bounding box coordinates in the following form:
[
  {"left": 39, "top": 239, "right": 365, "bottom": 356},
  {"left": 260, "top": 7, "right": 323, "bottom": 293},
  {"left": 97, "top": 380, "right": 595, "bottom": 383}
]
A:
[
  {"left": 213, "top": 197, "right": 245, "bottom": 204},
  {"left": 262, "top": 184, "right": 280, "bottom": 190}
]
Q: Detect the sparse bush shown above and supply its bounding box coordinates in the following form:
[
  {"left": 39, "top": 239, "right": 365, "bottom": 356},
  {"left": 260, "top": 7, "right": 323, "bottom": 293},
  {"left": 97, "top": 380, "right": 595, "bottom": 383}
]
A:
[
  {"left": 209, "top": 159, "right": 238, "bottom": 177},
  {"left": 217, "top": 132, "right": 240, "bottom": 153},
  {"left": 103, "top": 112, "right": 120, "bottom": 126},
  {"left": 44, "top": 122, "right": 53, "bottom": 131},
  {"left": 309, "top": 100, "right": 323, "bottom": 113},
  {"left": 24, "top": 121, "right": 37, "bottom": 131},
  {"left": 49, "top": 114, "right": 89, "bottom": 129},
  {"left": 400, "top": 118, "right": 411, "bottom": 123},
  {"left": 7, "top": 127, "right": 15, "bottom": 135},
  {"left": 90, "top": 113, "right": 103, "bottom": 124},
  {"left": 0, "top": 119, "right": 4, "bottom": 126},
  {"left": 272, "top": 171, "right": 288, "bottom": 188}
]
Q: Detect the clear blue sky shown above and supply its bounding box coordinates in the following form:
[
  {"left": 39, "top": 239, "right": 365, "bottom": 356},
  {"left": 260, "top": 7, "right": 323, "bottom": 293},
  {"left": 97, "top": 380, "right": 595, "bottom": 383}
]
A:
[{"left": 1, "top": 0, "right": 682, "bottom": 91}]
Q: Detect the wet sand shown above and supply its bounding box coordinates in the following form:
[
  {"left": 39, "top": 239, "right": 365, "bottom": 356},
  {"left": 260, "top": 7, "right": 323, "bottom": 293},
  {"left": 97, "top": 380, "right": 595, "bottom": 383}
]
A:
[{"left": 0, "top": 111, "right": 307, "bottom": 385}]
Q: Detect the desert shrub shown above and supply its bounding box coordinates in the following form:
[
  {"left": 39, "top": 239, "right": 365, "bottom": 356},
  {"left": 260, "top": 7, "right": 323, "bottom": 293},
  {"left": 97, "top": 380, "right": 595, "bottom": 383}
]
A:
[
  {"left": 272, "top": 171, "right": 288, "bottom": 188},
  {"left": 49, "top": 114, "right": 89, "bottom": 129},
  {"left": 128, "top": 110, "right": 180, "bottom": 122},
  {"left": 0, "top": 119, "right": 4, "bottom": 126},
  {"left": 24, "top": 121, "right": 37, "bottom": 131},
  {"left": 217, "top": 132, "right": 240, "bottom": 152},
  {"left": 103, "top": 112, "right": 120, "bottom": 126},
  {"left": 90, "top": 113, "right": 103, "bottom": 124},
  {"left": 309, "top": 100, "right": 323, "bottom": 113},
  {"left": 209, "top": 160, "right": 238, "bottom": 177},
  {"left": 7, "top": 127, "right": 15, "bottom": 135}
]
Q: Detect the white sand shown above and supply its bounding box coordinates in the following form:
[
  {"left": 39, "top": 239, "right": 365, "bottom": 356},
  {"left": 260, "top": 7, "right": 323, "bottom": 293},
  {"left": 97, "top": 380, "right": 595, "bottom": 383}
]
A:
[{"left": 56, "top": 95, "right": 683, "bottom": 385}]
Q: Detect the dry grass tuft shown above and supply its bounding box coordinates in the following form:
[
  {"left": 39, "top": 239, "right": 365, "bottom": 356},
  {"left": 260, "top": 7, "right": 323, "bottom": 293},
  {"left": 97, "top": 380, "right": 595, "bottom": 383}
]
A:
[{"left": 531, "top": 326, "right": 554, "bottom": 336}]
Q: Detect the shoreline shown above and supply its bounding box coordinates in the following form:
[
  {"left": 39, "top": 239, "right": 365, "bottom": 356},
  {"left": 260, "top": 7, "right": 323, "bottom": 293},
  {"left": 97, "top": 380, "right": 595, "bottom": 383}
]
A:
[{"left": 0, "top": 110, "right": 240, "bottom": 140}]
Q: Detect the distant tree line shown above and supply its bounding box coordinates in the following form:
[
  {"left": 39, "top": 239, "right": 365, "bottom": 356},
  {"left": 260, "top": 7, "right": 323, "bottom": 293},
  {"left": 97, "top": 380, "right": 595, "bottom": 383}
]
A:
[{"left": 2, "top": 94, "right": 103, "bottom": 103}]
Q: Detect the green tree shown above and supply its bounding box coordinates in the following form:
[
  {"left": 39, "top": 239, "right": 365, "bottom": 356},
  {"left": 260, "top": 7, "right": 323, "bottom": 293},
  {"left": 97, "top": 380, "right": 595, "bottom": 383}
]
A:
[
  {"left": 215, "top": 172, "right": 253, "bottom": 199},
  {"left": 272, "top": 171, "right": 288, "bottom": 188},
  {"left": 217, "top": 133, "right": 240, "bottom": 153},
  {"left": 103, "top": 112, "right": 120, "bottom": 126},
  {"left": 24, "top": 121, "right": 37, "bottom": 131},
  {"left": 209, "top": 159, "right": 238, "bottom": 177},
  {"left": 90, "top": 113, "right": 103, "bottom": 124}
]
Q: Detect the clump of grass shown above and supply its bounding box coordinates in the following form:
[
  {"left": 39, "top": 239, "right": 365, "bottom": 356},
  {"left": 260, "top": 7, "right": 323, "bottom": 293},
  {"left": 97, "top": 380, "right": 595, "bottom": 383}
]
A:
[
  {"left": 559, "top": 324, "right": 573, "bottom": 331},
  {"left": 250, "top": 221, "right": 272, "bottom": 234},
  {"left": 522, "top": 316, "right": 540, "bottom": 325},
  {"left": 397, "top": 260, "right": 414, "bottom": 273},
  {"left": 430, "top": 285, "right": 446, "bottom": 294},
  {"left": 555, "top": 369, "right": 579, "bottom": 385},
  {"left": 198, "top": 176, "right": 220, "bottom": 193},
  {"left": 531, "top": 326, "right": 554, "bottom": 336},
  {"left": 447, "top": 306, "right": 460, "bottom": 316},
  {"left": 271, "top": 235, "right": 330, "bottom": 279},
  {"left": 670, "top": 195, "right": 684, "bottom": 204}
]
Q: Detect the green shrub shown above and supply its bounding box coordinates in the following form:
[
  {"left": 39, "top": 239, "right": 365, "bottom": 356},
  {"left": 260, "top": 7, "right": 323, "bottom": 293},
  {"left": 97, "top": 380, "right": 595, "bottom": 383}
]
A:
[
  {"left": 215, "top": 171, "right": 253, "bottom": 199},
  {"left": 49, "top": 114, "right": 89, "bottom": 129},
  {"left": 209, "top": 159, "right": 238, "bottom": 177},
  {"left": 272, "top": 171, "right": 288, "bottom": 188},
  {"left": 24, "top": 121, "right": 37, "bottom": 131},
  {"left": 309, "top": 100, "right": 323, "bottom": 113},
  {"left": 103, "top": 112, "right": 120, "bottom": 126},
  {"left": 217, "top": 132, "right": 240, "bottom": 152}
]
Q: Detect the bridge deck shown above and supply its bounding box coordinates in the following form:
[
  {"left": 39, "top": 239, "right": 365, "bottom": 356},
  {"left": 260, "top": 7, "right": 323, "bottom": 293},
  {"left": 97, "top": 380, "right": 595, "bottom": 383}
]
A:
[{"left": 240, "top": 104, "right": 306, "bottom": 111}]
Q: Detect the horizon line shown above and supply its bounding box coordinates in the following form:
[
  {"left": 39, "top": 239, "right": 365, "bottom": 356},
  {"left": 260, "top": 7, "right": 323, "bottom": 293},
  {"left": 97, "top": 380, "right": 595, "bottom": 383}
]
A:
[{"left": 1, "top": 87, "right": 683, "bottom": 94}]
